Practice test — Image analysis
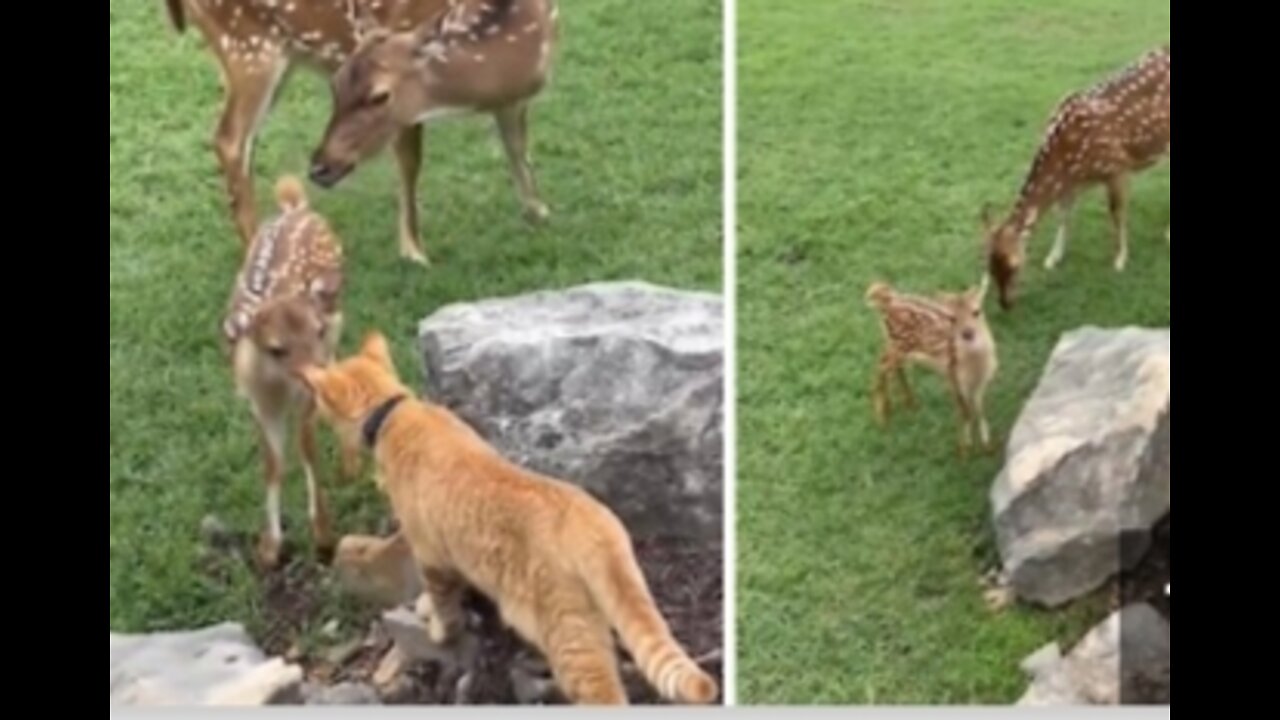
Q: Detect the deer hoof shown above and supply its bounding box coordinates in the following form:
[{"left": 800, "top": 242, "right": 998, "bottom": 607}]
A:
[
  {"left": 256, "top": 533, "right": 284, "bottom": 570},
  {"left": 523, "top": 202, "right": 551, "bottom": 224},
  {"left": 400, "top": 246, "right": 431, "bottom": 267}
]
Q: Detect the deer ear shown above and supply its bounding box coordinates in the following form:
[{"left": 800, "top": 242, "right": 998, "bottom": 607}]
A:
[
  {"left": 360, "top": 331, "right": 396, "bottom": 372},
  {"left": 975, "top": 273, "right": 991, "bottom": 305},
  {"left": 347, "top": 0, "right": 383, "bottom": 43},
  {"left": 980, "top": 203, "right": 996, "bottom": 233}
]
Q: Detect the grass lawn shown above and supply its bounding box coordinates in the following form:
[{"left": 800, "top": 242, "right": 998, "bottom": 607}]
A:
[
  {"left": 735, "top": 0, "right": 1169, "bottom": 704},
  {"left": 109, "top": 0, "right": 722, "bottom": 644}
]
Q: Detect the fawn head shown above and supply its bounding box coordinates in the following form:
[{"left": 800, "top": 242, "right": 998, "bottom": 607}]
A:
[
  {"left": 944, "top": 276, "right": 992, "bottom": 351},
  {"left": 982, "top": 204, "right": 1023, "bottom": 310},
  {"left": 310, "top": 5, "right": 436, "bottom": 187},
  {"left": 247, "top": 295, "right": 334, "bottom": 379}
]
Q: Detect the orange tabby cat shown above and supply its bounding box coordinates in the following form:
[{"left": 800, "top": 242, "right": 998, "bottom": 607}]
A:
[{"left": 298, "top": 332, "right": 719, "bottom": 705}]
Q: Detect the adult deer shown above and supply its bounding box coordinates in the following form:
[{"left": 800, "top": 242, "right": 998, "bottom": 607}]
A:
[
  {"left": 308, "top": 0, "right": 560, "bottom": 264},
  {"left": 162, "top": 1, "right": 549, "bottom": 264},
  {"left": 984, "top": 44, "right": 1170, "bottom": 309}
]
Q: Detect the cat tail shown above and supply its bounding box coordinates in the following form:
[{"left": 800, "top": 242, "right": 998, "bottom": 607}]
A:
[{"left": 578, "top": 528, "right": 719, "bottom": 704}]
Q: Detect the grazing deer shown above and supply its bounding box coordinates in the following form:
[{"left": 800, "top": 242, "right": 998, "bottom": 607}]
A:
[
  {"left": 308, "top": 0, "right": 559, "bottom": 264},
  {"left": 866, "top": 277, "right": 998, "bottom": 457},
  {"left": 161, "top": 0, "right": 450, "bottom": 255},
  {"left": 222, "top": 175, "right": 352, "bottom": 568},
  {"left": 985, "top": 44, "right": 1170, "bottom": 309}
]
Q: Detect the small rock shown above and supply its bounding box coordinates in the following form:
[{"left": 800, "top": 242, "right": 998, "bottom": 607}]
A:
[
  {"left": 510, "top": 665, "right": 557, "bottom": 705},
  {"left": 324, "top": 639, "right": 362, "bottom": 667},
  {"left": 333, "top": 533, "right": 424, "bottom": 608},
  {"left": 382, "top": 608, "right": 480, "bottom": 670},
  {"left": 304, "top": 682, "right": 381, "bottom": 705},
  {"left": 199, "top": 514, "right": 233, "bottom": 550},
  {"left": 372, "top": 646, "right": 407, "bottom": 689}
]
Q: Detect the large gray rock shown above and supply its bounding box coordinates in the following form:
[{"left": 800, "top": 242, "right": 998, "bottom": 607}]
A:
[
  {"left": 992, "top": 327, "right": 1170, "bottom": 607},
  {"left": 418, "top": 281, "right": 723, "bottom": 539},
  {"left": 110, "top": 623, "right": 303, "bottom": 705},
  {"left": 1019, "top": 603, "right": 1170, "bottom": 705}
]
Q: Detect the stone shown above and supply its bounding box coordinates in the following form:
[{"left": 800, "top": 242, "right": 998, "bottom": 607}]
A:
[
  {"left": 992, "top": 327, "right": 1170, "bottom": 607},
  {"left": 418, "top": 281, "right": 723, "bottom": 539},
  {"left": 303, "top": 681, "right": 381, "bottom": 705},
  {"left": 110, "top": 623, "right": 302, "bottom": 705},
  {"left": 1019, "top": 603, "right": 1170, "bottom": 705},
  {"left": 333, "top": 532, "right": 424, "bottom": 608}
]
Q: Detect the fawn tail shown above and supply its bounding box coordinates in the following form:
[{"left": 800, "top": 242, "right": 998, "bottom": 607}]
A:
[
  {"left": 275, "top": 176, "right": 309, "bottom": 212},
  {"left": 578, "top": 538, "right": 718, "bottom": 704},
  {"left": 865, "top": 281, "right": 894, "bottom": 309}
]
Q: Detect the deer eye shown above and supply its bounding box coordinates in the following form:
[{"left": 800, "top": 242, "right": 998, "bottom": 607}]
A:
[
  {"left": 268, "top": 346, "right": 288, "bottom": 360},
  {"left": 367, "top": 90, "right": 390, "bottom": 107}
]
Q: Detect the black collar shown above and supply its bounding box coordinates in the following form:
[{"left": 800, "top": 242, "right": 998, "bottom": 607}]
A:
[{"left": 361, "top": 394, "right": 409, "bottom": 449}]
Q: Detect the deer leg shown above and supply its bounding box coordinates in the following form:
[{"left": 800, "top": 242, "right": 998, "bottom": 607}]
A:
[
  {"left": 494, "top": 103, "right": 550, "bottom": 224},
  {"left": 251, "top": 400, "right": 290, "bottom": 569},
  {"left": 1044, "top": 194, "right": 1076, "bottom": 270},
  {"left": 213, "top": 57, "right": 288, "bottom": 246},
  {"left": 1106, "top": 175, "right": 1131, "bottom": 271},
  {"left": 299, "top": 399, "right": 334, "bottom": 562},
  {"left": 392, "top": 125, "right": 429, "bottom": 266}
]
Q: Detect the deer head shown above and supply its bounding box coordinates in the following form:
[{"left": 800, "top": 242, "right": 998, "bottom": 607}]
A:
[
  {"left": 310, "top": 5, "right": 438, "bottom": 188},
  {"left": 982, "top": 204, "right": 1025, "bottom": 310}
]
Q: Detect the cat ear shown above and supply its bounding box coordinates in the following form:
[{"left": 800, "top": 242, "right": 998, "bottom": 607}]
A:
[{"left": 359, "top": 331, "right": 396, "bottom": 372}]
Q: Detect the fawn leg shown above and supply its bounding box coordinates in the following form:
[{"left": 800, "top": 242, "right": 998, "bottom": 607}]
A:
[
  {"left": 212, "top": 55, "right": 288, "bottom": 247},
  {"left": 495, "top": 102, "right": 551, "bottom": 223},
  {"left": 299, "top": 399, "right": 334, "bottom": 561},
  {"left": 415, "top": 567, "right": 468, "bottom": 645},
  {"left": 973, "top": 379, "right": 994, "bottom": 453},
  {"left": 894, "top": 365, "right": 917, "bottom": 409},
  {"left": 947, "top": 373, "right": 974, "bottom": 458},
  {"left": 252, "top": 400, "right": 289, "bottom": 568},
  {"left": 392, "top": 125, "right": 429, "bottom": 266},
  {"left": 1106, "top": 175, "right": 1131, "bottom": 271},
  {"left": 872, "top": 354, "right": 895, "bottom": 427},
  {"left": 1044, "top": 194, "right": 1076, "bottom": 270}
]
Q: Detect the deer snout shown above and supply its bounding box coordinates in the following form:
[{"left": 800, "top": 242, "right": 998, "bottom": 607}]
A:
[{"left": 309, "top": 158, "right": 352, "bottom": 189}]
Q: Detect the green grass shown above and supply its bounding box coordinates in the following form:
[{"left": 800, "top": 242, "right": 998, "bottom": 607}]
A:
[
  {"left": 110, "top": 0, "right": 721, "bottom": 638},
  {"left": 735, "top": 0, "right": 1169, "bottom": 704}
]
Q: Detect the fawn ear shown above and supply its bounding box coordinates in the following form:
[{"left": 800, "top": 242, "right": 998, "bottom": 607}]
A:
[
  {"left": 976, "top": 273, "right": 991, "bottom": 305},
  {"left": 309, "top": 271, "right": 343, "bottom": 315},
  {"left": 359, "top": 331, "right": 396, "bottom": 373}
]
